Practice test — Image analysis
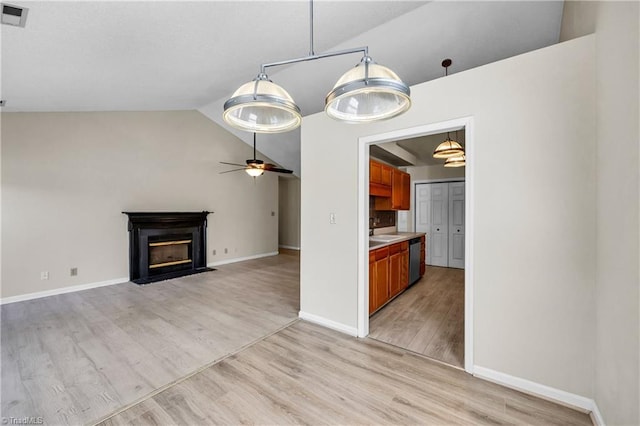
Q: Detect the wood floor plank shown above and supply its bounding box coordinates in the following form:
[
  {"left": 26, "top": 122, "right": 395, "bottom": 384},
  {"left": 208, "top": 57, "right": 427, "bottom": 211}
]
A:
[
  {"left": 1, "top": 251, "right": 300, "bottom": 425},
  {"left": 101, "top": 320, "right": 591, "bottom": 426},
  {"left": 369, "top": 265, "right": 466, "bottom": 367}
]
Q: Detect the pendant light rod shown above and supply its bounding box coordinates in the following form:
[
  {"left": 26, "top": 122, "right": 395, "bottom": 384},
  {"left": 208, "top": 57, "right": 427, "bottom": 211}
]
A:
[
  {"left": 253, "top": 133, "right": 257, "bottom": 160},
  {"left": 260, "top": 46, "right": 369, "bottom": 75},
  {"left": 222, "top": 0, "right": 411, "bottom": 133},
  {"left": 259, "top": 0, "right": 369, "bottom": 75}
]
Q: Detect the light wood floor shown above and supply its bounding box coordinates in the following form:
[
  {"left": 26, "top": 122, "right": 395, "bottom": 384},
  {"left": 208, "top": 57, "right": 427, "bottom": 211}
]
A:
[
  {"left": 101, "top": 320, "right": 591, "bottom": 426},
  {"left": 1, "top": 251, "right": 300, "bottom": 425},
  {"left": 369, "top": 265, "right": 465, "bottom": 367}
]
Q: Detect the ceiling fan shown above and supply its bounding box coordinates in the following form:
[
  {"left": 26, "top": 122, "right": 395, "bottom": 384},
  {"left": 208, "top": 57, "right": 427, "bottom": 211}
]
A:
[{"left": 220, "top": 133, "right": 293, "bottom": 177}]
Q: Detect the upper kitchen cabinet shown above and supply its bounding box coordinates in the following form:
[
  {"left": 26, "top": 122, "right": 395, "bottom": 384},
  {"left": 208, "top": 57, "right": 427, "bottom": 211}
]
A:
[
  {"left": 373, "top": 164, "right": 411, "bottom": 211},
  {"left": 370, "top": 160, "right": 392, "bottom": 197}
]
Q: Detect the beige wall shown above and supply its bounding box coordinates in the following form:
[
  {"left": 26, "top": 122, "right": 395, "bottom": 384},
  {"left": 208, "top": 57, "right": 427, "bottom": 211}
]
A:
[
  {"left": 406, "top": 164, "right": 465, "bottom": 181},
  {"left": 1, "top": 111, "right": 279, "bottom": 299},
  {"left": 278, "top": 177, "right": 301, "bottom": 249},
  {"left": 561, "top": 2, "right": 640, "bottom": 424},
  {"left": 301, "top": 36, "right": 596, "bottom": 398},
  {"left": 593, "top": 5, "right": 640, "bottom": 423}
]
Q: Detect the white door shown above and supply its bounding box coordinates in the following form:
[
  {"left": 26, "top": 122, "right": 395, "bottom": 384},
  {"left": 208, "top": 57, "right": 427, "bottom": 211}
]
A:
[
  {"left": 448, "top": 182, "right": 465, "bottom": 269},
  {"left": 415, "top": 184, "right": 431, "bottom": 264},
  {"left": 430, "top": 183, "right": 449, "bottom": 267}
]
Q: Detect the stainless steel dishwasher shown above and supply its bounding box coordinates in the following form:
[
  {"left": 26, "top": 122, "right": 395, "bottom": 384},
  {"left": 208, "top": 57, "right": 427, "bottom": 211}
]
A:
[{"left": 409, "top": 237, "right": 421, "bottom": 286}]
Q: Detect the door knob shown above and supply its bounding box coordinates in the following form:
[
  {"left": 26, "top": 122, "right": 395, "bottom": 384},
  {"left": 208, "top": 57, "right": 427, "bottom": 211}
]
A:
[
  {"left": 457, "top": 229, "right": 460, "bottom": 232},
  {"left": 436, "top": 228, "right": 440, "bottom": 231}
]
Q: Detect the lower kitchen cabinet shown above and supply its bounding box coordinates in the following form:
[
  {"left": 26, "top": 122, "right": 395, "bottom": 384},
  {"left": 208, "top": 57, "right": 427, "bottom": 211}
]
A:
[
  {"left": 370, "top": 241, "right": 409, "bottom": 315},
  {"left": 370, "top": 247, "right": 389, "bottom": 312}
]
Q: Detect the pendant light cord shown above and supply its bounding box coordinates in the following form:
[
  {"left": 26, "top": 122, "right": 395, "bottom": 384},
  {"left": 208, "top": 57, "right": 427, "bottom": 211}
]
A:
[
  {"left": 253, "top": 133, "right": 257, "bottom": 160},
  {"left": 309, "top": 0, "right": 315, "bottom": 56}
]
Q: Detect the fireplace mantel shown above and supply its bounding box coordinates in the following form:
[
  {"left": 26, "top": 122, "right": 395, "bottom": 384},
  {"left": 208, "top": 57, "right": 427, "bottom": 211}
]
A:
[{"left": 123, "top": 211, "right": 213, "bottom": 284}]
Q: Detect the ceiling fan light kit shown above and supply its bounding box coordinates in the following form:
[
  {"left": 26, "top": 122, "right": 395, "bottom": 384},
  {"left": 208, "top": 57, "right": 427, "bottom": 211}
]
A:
[
  {"left": 223, "top": 0, "right": 410, "bottom": 133},
  {"left": 220, "top": 133, "right": 293, "bottom": 177},
  {"left": 245, "top": 166, "right": 265, "bottom": 177}
]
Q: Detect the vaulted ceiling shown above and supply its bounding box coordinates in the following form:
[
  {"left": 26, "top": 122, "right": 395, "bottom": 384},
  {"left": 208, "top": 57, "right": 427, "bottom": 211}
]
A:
[{"left": 1, "top": 1, "right": 564, "bottom": 175}]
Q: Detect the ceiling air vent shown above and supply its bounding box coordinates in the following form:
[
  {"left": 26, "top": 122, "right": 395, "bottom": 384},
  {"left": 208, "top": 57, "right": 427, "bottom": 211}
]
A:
[{"left": 1, "top": 3, "right": 28, "bottom": 27}]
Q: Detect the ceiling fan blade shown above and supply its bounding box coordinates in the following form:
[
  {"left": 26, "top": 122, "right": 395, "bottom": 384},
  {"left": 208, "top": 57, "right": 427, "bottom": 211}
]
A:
[
  {"left": 219, "top": 168, "right": 247, "bottom": 174},
  {"left": 264, "top": 164, "right": 294, "bottom": 174},
  {"left": 220, "top": 161, "right": 246, "bottom": 167}
]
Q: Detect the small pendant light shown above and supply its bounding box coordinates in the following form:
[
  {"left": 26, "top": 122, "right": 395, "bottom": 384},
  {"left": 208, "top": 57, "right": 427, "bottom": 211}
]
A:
[
  {"left": 432, "top": 59, "right": 465, "bottom": 159},
  {"left": 444, "top": 153, "right": 466, "bottom": 167},
  {"left": 433, "top": 131, "right": 464, "bottom": 158}
]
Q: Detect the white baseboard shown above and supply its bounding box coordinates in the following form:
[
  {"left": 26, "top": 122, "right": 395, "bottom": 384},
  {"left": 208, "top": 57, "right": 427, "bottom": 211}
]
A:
[
  {"left": 207, "top": 251, "right": 278, "bottom": 267},
  {"left": 278, "top": 245, "right": 300, "bottom": 250},
  {"left": 590, "top": 402, "right": 605, "bottom": 426},
  {"left": 2, "top": 251, "right": 280, "bottom": 305},
  {"left": 298, "top": 311, "right": 358, "bottom": 336},
  {"left": 473, "top": 366, "right": 598, "bottom": 415},
  {"left": 1, "top": 277, "right": 130, "bottom": 305}
]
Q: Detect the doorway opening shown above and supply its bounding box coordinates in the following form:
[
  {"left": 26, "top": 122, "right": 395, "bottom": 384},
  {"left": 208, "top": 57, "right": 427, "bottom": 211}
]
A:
[{"left": 357, "top": 118, "right": 474, "bottom": 374}]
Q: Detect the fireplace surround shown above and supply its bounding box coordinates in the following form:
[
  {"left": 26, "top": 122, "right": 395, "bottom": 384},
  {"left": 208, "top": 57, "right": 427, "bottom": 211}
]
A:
[{"left": 123, "top": 211, "right": 212, "bottom": 284}]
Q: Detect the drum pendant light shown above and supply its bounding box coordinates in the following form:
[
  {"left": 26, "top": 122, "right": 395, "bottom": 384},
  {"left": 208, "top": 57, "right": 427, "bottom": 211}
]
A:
[
  {"left": 444, "top": 153, "right": 466, "bottom": 167},
  {"left": 223, "top": 0, "right": 410, "bottom": 132},
  {"left": 223, "top": 73, "right": 301, "bottom": 133},
  {"left": 432, "top": 59, "right": 465, "bottom": 160},
  {"left": 433, "top": 132, "right": 464, "bottom": 159},
  {"left": 325, "top": 56, "right": 411, "bottom": 123}
]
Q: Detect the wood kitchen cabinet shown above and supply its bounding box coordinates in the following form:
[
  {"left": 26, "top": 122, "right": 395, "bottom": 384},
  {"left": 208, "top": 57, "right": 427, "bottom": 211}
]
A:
[
  {"left": 374, "top": 168, "right": 411, "bottom": 211},
  {"left": 400, "top": 172, "right": 411, "bottom": 210},
  {"left": 369, "top": 252, "right": 376, "bottom": 314},
  {"left": 370, "top": 247, "right": 390, "bottom": 312},
  {"left": 370, "top": 241, "right": 409, "bottom": 315},
  {"left": 388, "top": 241, "right": 409, "bottom": 298},
  {"left": 369, "top": 160, "right": 392, "bottom": 197}
]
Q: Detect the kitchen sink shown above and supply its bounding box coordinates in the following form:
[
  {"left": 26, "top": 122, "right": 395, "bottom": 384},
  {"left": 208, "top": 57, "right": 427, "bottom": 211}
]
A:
[{"left": 369, "top": 234, "right": 406, "bottom": 242}]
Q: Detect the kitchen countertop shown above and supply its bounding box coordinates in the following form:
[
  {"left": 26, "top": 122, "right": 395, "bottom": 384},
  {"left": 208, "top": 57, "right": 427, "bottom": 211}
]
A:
[{"left": 369, "top": 232, "right": 426, "bottom": 250}]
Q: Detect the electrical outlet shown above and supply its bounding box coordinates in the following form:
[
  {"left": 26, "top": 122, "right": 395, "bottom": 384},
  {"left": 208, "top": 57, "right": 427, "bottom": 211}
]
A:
[
  {"left": 212, "top": 249, "right": 216, "bottom": 255},
  {"left": 40, "top": 271, "right": 49, "bottom": 280},
  {"left": 329, "top": 213, "right": 336, "bottom": 224},
  {"left": 70, "top": 267, "right": 78, "bottom": 276},
  {"left": 271, "top": 211, "right": 275, "bottom": 217},
  {"left": 224, "top": 248, "right": 228, "bottom": 254}
]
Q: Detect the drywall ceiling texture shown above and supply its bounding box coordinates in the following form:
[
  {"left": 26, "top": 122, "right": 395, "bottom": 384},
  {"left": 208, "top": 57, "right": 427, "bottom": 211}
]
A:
[
  {"left": 1, "top": 111, "right": 279, "bottom": 299},
  {"left": 301, "top": 36, "right": 596, "bottom": 400},
  {"left": 198, "top": 1, "right": 564, "bottom": 176},
  {"left": 2, "top": 1, "right": 563, "bottom": 176}
]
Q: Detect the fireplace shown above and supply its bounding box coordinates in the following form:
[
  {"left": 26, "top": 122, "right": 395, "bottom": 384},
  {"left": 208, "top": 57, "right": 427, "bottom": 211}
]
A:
[{"left": 123, "top": 211, "right": 212, "bottom": 284}]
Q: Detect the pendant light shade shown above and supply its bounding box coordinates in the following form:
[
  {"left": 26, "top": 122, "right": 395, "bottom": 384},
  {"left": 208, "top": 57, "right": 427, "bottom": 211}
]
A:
[
  {"left": 223, "top": 74, "right": 302, "bottom": 133},
  {"left": 433, "top": 137, "right": 464, "bottom": 159},
  {"left": 444, "top": 154, "right": 466, "bottom": 167},
  {"left": 325, "top": 56, "right": 411, "bottom": 123}
]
